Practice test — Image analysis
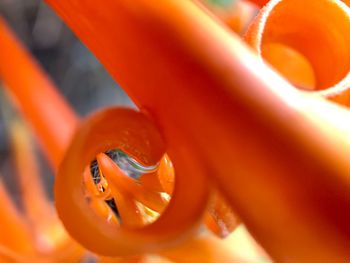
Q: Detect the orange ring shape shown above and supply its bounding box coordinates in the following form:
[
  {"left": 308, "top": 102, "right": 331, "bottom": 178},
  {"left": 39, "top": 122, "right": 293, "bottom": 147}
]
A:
[
  {"left": 55, "top": 107, "right": 210, "bottom": 256},
  {"left": 244, "top": 0, "right": 350, "bottom": 105}
]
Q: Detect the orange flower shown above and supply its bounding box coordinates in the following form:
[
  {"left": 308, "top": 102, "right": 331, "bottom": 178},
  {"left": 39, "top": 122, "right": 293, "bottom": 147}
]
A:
[
  {"left": 2, "top": 0, "right": 350, "bottom": 261},
  {"left": 46, "top": 0, "right": 350, "bottom": 262},
  {"left": 0, "top": 14, "right": 242, "bottom": 261}
]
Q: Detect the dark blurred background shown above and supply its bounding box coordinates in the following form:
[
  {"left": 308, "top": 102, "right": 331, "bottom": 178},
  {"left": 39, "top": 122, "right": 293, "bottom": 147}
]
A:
[
  {"left": 0, "top": 0, "right": 134, "bottom": 204},
  {"left": 0, "top": 0, "right": 133, "bottom": 114}
]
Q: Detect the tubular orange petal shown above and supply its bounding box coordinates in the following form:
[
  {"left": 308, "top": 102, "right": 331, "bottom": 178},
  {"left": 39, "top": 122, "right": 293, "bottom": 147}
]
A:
[
  {"left": 97, "top": 154, "right": 168, "bottom": 213},
  {"left": 9, "top": 120, "right": 52, "bottom": 231},
  {"left": 244, "top": 0, "right": 350, "bottom": 104},
  {"left": 96, "top": 153, "right": 145, "bottom": 227}
]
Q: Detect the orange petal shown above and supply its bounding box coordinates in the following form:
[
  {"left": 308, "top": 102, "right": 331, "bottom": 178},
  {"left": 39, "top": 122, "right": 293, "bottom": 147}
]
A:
[
  {"left": 156, "top": 154, "right": 174, "bottom": 195},
  {"left": 9, "top": 120, "right": 52, "bottom": 231},
  {"left": 55, "top": 108, "right": 209, "bottom": 256},
  {"left": 205, "top": 190, "right": 239, "bottom": 238},
  {"left": 97, "top": 153, "right": 144, "bottom": 227},
  {"left": 245, "top": 0, "right": 350, "bottom": 105}
]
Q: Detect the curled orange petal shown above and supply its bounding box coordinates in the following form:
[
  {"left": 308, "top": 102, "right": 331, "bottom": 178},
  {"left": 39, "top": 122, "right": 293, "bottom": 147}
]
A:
[
  {"left": 244, "top": 0, "right": 350, "bottom": 104},
  {"left": 96, "top": 155, "right": 168, "bottom": 213},
  {"left": 55, "top": 108, "right": 209, "bottom": 256}
]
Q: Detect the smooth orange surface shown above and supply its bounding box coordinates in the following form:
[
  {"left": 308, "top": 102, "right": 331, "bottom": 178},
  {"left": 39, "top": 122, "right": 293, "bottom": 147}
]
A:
[
  {"left": 0, "top": 245, "right": 22, "bottom": 263},
  {"left": 46, "top": 0, "right": 350, "bottom": 261},
  {"left": 261, "top": 43, "right": 316, "bottom": 90}
]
